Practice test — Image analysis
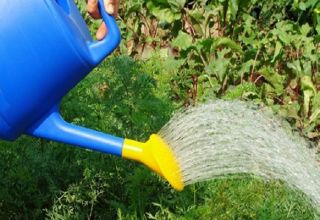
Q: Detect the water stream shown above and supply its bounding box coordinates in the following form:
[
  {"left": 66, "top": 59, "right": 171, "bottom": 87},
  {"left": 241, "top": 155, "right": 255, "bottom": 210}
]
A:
[{"left": 159, "top": 100, "right": 320, "bottom": 210}]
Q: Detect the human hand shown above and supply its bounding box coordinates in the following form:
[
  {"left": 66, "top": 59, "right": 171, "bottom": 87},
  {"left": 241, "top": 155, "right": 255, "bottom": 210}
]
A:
[{"left": 87, "top": 0, "right": 120, "bottom": 40}]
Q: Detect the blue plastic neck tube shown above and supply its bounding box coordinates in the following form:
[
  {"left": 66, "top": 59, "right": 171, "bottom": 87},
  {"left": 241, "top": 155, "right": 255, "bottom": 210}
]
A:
[{"left": 27, "top": 106, "right": 124, "bottom": 156}]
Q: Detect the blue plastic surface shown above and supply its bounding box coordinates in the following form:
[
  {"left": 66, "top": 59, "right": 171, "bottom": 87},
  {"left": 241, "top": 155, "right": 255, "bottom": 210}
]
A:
[
  {"left": 27, "top": 106, "right": 124, "bottom": 156},
  {"left": 0, "top": 0, "right": 123, "bottom": 156}
]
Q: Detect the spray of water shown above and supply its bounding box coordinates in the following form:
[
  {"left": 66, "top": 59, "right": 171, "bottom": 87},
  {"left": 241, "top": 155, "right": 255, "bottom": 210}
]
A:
[{"left": 158, "top": 100, "right": 320, "bottom": 210}]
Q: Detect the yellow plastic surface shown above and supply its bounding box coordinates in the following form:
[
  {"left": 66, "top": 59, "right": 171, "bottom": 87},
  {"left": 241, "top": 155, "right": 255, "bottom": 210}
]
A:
[{"left": 122, "top": 134, "right": 184, "bottom": 191}]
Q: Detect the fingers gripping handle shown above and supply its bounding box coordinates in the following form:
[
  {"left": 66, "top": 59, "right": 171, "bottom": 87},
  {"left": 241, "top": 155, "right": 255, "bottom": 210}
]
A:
[{"left": 89, "top": 0, "right": 121, "bottom": 65}]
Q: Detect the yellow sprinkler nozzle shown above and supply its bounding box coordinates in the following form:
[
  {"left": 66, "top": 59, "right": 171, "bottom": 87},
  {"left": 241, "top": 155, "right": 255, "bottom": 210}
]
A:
[{"left": 122, "top": 134, "right": 184, "bottom": 191}]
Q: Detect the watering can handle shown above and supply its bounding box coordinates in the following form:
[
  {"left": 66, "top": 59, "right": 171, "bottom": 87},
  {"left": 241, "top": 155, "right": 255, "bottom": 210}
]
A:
[{"left": 88, "top": 0, "right": 121, "bottom": 64}]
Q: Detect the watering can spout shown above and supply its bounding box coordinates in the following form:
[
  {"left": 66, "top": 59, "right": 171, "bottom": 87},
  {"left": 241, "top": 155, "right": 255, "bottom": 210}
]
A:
[
  {"left": 27, "top": 106, "right": 184, "bottom": 191},
  {"left": 27, "top": 106, "right": 123, "bottom": 156}
]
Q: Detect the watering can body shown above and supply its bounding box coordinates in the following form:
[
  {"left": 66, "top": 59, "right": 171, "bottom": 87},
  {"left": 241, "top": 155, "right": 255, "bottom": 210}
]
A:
[{"left": 0, "top": 0, "right": 123, "bottom": 154}]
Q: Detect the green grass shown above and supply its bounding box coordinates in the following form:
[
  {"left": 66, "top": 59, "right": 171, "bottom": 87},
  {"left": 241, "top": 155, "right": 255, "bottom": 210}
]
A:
[{"left": 182, "top": 177, "right": 318, "bottom": 220}]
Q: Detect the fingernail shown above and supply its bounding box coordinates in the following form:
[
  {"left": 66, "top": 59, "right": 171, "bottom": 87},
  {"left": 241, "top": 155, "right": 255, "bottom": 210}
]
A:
[
  {"left": 96, "top": 31, "right": 104, "bottom": 40},
  {"left": 106, "top": 3, "right": 115, "bottom": 15}
]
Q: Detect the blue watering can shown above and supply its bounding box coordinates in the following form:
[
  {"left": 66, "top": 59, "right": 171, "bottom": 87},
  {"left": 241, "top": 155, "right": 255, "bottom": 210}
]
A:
[{"left": 0, "top": 0, "right": 184, "bottom": 190}]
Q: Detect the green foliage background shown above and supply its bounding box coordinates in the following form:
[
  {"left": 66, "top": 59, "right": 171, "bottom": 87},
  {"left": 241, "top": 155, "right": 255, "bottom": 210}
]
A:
[{"left": 0, "top": 0, "right": 320, "bottom": 219}]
